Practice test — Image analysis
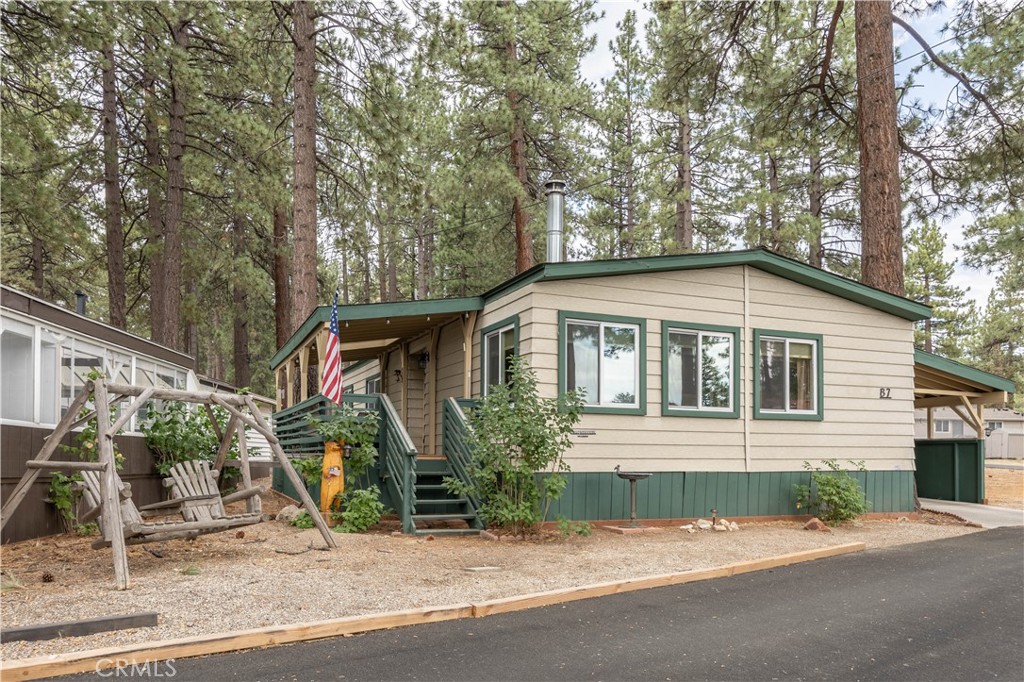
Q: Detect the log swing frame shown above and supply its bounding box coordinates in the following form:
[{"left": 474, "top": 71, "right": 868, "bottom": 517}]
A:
[{"left": 0, "top": 378, "right": 336, "bottom": 590}]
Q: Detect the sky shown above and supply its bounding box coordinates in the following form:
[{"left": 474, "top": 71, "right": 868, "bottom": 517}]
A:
[{"left": 578, "top": 1, "right": 996, "bottom": 309}]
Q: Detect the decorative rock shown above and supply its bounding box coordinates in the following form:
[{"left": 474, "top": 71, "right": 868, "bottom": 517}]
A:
[
  {"left": 897, "top": 516, "right": 910, "bottom": 523},
  {"left": 718, "top": 518, "right": 729, "bottom": 526},
  {"left": 276, "top": 505, "right": 301, "bottom": 523},
  {"left": 680, "top": 524, "right": 694, "bottom": 531},
  {"left": 696, "top": 519, "right": 713, "bottom": 530},
  {"left": 480, "top": 530, "right": 500, "bottom": 542},
  {"left": 803, "top": 517, "right": 831, "bottom": 532},
  {"left": 729, "top": 522, "right": 739, "bottom": 531},
  {"left": 712, "top": 524, "right": 728, "bottom": 532},
  {"left": 686, "top": 528, "right": 696, "bottom": 534}
]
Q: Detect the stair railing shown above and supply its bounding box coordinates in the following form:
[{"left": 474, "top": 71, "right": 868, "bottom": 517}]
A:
[
  {"left": 377, "top": 394, "right": 418, "bottom": 534},
  {"left": 442, "top": 397, "right": 481, "bottom": 515}
]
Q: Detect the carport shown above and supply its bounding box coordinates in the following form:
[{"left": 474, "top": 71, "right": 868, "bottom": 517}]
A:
[{"left": 914, "top": 350, "right": 1016, "bottom": 503}]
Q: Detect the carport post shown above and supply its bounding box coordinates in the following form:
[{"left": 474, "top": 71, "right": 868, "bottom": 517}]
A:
[{"left": 927, "top": 408, "right": 934, "bottom": 439}]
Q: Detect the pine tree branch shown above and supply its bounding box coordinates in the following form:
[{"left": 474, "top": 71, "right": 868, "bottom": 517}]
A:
[{"left": 891, "top": 14, "right": 1008, "bottom": 131}]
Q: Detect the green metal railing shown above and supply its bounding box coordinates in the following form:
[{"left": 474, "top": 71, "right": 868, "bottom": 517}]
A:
[
  {"left": 442, "top": 398, "right": 480, "bottom": 513},
  {"left": 272, "top": 393, "right": 418, "bottom": 534}
]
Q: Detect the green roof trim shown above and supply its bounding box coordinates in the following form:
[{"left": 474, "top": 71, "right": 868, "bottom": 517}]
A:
[
  {"left": 482, "top": 249, "right": 932, "bottom": 322},
  {"left": 270, "top": 296, "right": 482, "bottom": 369},
  {"left": 915, "top": 350, "right": 1016, "bottom": 393}
]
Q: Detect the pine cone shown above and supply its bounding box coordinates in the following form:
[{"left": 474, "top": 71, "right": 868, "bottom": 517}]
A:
[{"left": 41, "top": 572, "right": 55, "bottom": 583}]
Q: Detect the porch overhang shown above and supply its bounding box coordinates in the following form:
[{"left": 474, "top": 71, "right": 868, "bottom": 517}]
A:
[
  {"left": 914, "top": 350, "right": 1015, "bottom": 438},
  {"left": 270, "top": 296, "right": 483, "bottom": 370}
]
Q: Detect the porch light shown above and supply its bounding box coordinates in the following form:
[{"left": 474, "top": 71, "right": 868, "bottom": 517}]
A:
[
  {"left": 394, "top": 369, "right": 403, "bottom": 383},
  {"left": 418, "top": 352, "right": 429, "bottom": 369}
]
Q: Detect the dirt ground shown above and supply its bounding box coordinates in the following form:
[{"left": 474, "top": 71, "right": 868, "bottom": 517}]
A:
[{"left": 985, "top": 465, "right": 1024, "bottom": 509}]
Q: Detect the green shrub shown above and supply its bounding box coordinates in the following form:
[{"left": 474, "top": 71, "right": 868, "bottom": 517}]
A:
[
  {"left": 793, "top": 459, "right": 869, "bottom": 525},
  {"left": 305, "top": 405, "right": 380, "bottom": 486},
  {"left": 556, "top": 517, "right": 592, "bottom": 537},
  {"left": 445, "top": 356, "right": 584, "bottom": 536},
  {"left": 333, "top": 485, "right": 385, "bottom": 533},
  {"left": 290, "top": 510, "right": 316, "bottom": 529},
  {"left": 291, "top": 456, "right": 324, "bottom": 487},
  {"left": 74, "top": 522, "right": 99, "bottom": 537},
  {"left": 141, "top": 402, "right": 243, "bottom": 491}
]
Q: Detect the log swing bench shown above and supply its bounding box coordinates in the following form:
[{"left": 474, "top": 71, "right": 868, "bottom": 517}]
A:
[{"left": 0, "top": 378, "right": 336, "bottom": 590}]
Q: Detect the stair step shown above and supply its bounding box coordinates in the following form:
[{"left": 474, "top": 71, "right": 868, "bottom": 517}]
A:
[
  {"left": 415, "top": 484, "right": 449, "bottom": 491},
  {"left": 413, "top": 528, "right": 480, "bottom": 537},
  {"left": 411, "top": 513, "right": 477, "bottom": 521},
  {"left": 414, "top": 498, "right": 469, "bottom": 506}
]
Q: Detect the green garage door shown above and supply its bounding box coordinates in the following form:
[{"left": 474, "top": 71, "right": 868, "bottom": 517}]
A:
[{"left": 914, "top": 439, "right": 985, "bottom": 503}]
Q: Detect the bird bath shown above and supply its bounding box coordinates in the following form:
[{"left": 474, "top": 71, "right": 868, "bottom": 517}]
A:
[{"left": 615, "top": 466, "right": 652, "bottom": 528}]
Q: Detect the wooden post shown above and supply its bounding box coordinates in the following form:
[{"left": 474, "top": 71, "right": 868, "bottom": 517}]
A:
[
  {"left": 95, "top": 379, "right": 129, "bottom": 590},
  {"left": 243, "top": 397, "right": 336, "bottom": 548},
  {"left": 285, "top": 361, "right": 293, "bottom": 410},
  {"left": 299, "top": 344, "right": 310, "bottom": 403},
  {"left": 461, "top": 311, "right": 477, "bottom": 397},
  {"left": 212, "top": 414, "right": 240, "bottom": 473},
  {"left": 400, "top": 343, "right": 409, "bottom": 423},
  {"left": 0, "top": 388, "right": 91, "bottom": 533},
  {"left": 235, "top": 422, "right": 259, "bottom": 514},
  {"left": 926, "top": 407, "right": 934, "bottom": 439}
]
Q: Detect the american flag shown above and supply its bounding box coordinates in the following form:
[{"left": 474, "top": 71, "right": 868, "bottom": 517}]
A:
[{"left": 321, "top": 291, "right": 344, "bottom": 404}]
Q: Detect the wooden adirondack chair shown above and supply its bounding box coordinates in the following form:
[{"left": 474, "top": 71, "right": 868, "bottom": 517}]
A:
[
  {"left": 75, "top": 468, "right": 262, "bottom": 547},
  {"left": 163, "top": 460, "right": 264, "bottom": 521}
]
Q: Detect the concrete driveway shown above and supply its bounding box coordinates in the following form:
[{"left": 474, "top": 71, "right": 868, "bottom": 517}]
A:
[{"left": 921, "top": 498, "right": 1024, "bottom": 528}]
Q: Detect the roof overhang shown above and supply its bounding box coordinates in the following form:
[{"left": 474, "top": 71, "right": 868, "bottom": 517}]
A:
[
  {"left": 914, "top": 350, "right": 1015, "bottom": 409},
  {"left": 270, "top": 297, "right": 482, "bottom": 369}
]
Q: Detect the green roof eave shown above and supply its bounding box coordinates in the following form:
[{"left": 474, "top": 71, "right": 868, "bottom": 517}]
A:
[
  {"left": 482, "top": 249, "right": 932, "bottom": 322},
  {"left": 269, "top": 296, "right": 483, "bottom": 369},
  {"left": 915, "top": 350, "right": 1016, "bottom": 393}
]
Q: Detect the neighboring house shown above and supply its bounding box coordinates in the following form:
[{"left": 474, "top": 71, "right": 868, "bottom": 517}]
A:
[
  {"left": 914, "top": 406, "right": 1024, "bottom": 459},
  {"left": 0, "top": 286, "right": 271, "bottom": 543}
]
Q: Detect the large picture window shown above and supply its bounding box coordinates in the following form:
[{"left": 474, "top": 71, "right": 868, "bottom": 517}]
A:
[
  {"left": 559, "top": 312, "right": 646, "bottom": 415},
  {"left": 481, "top": 316, "right": 518, "bottom": 395},
  {"left": 661, "top": 322, "right": 739, "bottom": 418},
  {"left": 754, "top": 330, "right": 823, "bottom": 420}
]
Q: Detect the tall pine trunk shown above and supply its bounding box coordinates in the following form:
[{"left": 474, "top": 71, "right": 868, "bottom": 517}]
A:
[
  {"left": 291, "top": 0, "right": 318, "bottom": 332},
  {"left": 674, "top": 103, "right": 693, "bottom": 253},
  {"left": 102, "top": 41, "right": 125, "bottom": 329},
  {"left": 156, "top": 19, "right": 188, "bottom": 350},
  {"left": 273, "top": 206, "right": 291, "bottom": 349},
  {"left": 233, "top": 217, "right": 251, "bottom": 387},
  {"left": 809, "top": 152, "right": 824, "bottom": 268},
  {"left": 856, "top": 1, "right": 903, "bottom": 295},
  {"left": 503, "top": 4, "right": 532, "bottom": 274},
  {"left": 144, "top": 39, "right": 164, "bottom": 341},
  {"left": 768, "top": 153, "right": 782, "bottom": 252}
]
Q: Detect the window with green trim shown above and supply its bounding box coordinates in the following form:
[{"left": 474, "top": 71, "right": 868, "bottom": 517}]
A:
[
  {"left": 663, "top": 324, "right": 738, "bottom": 416},
  {"left": 483, "top": 322, "right": 516, "bottom": 395},
  {"left": 756, "top": 331, "right": 822, "bottom": 418},
  {"left": 365, "top": 374, "right": 381, "bottom": 394},
  {"left": 564, "top": 317, "right": 641, "bottom": 408}
]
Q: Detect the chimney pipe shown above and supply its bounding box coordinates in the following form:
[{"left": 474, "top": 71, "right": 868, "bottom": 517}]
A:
[
  {"left": 545, "top": 179, "right": 566, "bottom": 263},
  {"left": 75, "top": 290, "right": 87, "bottom": 316}
]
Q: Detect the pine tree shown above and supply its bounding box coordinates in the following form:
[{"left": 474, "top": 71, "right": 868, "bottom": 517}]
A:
[
  {"left": 972, "top": 257, "right": 1024, "bottom": 410},
  {"left": 904, "top": 220, "right": 976, "bottom": 359}
]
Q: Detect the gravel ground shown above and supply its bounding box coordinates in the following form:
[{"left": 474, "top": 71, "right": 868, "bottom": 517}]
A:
[
  {"left": 985, "top": 466, "right": 1024, "bottom": 509},
  {"left": 0, "top": 511, "right": 978, "bottom": 662}
]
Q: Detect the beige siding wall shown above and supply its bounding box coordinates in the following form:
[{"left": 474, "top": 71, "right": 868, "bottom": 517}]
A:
[
  {"left": 433, "top": 319, "right": 468, "bottom": 454},
  {"left": 343, "top": 360, "right": 380, "bottom": 394},
  {"left": 480, "top": 265, "right": 916, "bottom": 474}
]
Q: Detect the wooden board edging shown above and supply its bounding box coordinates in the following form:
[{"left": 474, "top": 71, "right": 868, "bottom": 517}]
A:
[{"left": 0, "top": 543, "right": 865, "bottom": 681}]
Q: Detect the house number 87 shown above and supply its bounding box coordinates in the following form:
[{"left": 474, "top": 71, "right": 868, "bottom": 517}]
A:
[{"left": 879, "top": 388, "right": 892, "bottom": 399}]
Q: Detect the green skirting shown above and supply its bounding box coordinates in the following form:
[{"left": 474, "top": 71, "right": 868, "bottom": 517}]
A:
[{"left": 542, "top": 470, "right": 915, "bottom": 521}]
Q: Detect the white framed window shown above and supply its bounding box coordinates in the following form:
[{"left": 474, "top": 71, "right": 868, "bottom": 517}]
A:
[
  {"left": 755, "top": 330, "right": 822, "bottom": 421},
  {"left": 934, "top": 420, "right": 951, "bottom": 433},
  {"left": 663, "top": 323, "right": 738, "bottom": 417},
  {"left": 987, "top": 421, "right": 1003, "bottom": 431},
  {"left": 1, "top": 318, "right": 35, "bottom": 422},
  {"left": 482, "top": 317, "right": 518, "bottom": 396},
  {"left": 366, "top": 374, "right": 381, "bottom": 394},
  {"left": 560, "top": 312, "right": 646, "bottom": 414}
]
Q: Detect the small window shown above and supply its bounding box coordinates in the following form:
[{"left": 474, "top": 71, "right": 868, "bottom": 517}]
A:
[
  {"left": 987, "top": 421, "right": 1003, "bottom": 431},
  {"left": 934, "top": 420, "right": 951, "bottom": 433},
  {"left": 755, "top": 330, "right": 822, "bottom": 420},
  {"left": 366, "top": 374, "right": 381, "bottom": 394},
  {"left": 1, "top": 320, "right": 35, "bottom": 421},
  {"left": 559, "top": 312, "right": 646, "bottom": 414},
  {"left": 481, "top": 316, "right": 518, "bottom": 396},
  {"left": 662, "top": 322, "right": 738, "bottom": 418}
]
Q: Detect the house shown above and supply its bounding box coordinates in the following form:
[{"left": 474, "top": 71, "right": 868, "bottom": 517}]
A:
[
  {"left": 914, "top": 406, "right": 1023, "bottom": 459},
  {"left": 0, "top": 285, "right": 272, "bottom": 543},
  {"left": 269, "top": 188, "right": 1015, "bottom": 532}
]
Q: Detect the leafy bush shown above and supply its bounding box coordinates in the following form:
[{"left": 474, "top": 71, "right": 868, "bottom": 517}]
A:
[
  {"left": 793, "top": 459, "right": 869, "bottom": 525},
  {"left": 290, "top": 510, "right": 315, "bottom": 529},
  {"left": 556, "top": 517, "right": 592, "bottom": 537},
  {"left": 291, "top": 456, "right": 324, "bottom": 487},
  {"left": 74, "top": 522, "right": 99, "bottom": 537},
  {"left": 333, "top": 485, "right": 385, "bottom": 533},
  {"left": 141, "top": 402, "right": 242, "bottom": 475},
  {"left": 306, "top": 405, "right": 379, "bottom": 486},
  {"left": 446, "top": 356, "right": 584, "bottom": 536}
]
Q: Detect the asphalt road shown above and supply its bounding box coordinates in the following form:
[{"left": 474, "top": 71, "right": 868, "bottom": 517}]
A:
[{"left": 62, "top": 528, "right": 1023, "bottom": 682}]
